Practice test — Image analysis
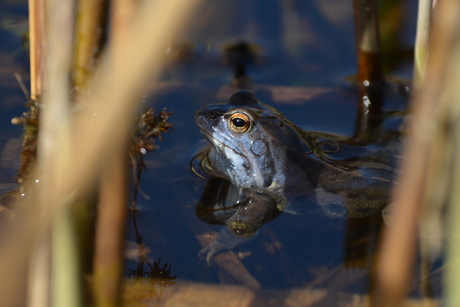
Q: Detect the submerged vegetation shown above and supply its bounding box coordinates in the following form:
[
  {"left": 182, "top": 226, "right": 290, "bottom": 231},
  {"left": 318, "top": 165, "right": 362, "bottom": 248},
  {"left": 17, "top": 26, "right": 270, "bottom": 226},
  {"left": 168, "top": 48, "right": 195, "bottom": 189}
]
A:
[{"left": 131, "top": 107, "right": 174, "bottom": 210}]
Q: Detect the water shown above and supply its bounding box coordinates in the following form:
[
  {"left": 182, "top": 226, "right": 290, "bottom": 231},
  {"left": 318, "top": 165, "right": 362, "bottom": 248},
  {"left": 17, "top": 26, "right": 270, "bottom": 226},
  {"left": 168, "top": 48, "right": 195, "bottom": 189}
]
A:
[
  {"left": 125, "top": 86, "right": 399, "bottom": 294},
  {"left": 123, "top": 1, "right": 416, "bottom": 303},
  {"left": 0, "top": 0, "right": 29, "bottom": 191},
  {"left": 1, "top": 0, "right": 441, "bottom": 306}
]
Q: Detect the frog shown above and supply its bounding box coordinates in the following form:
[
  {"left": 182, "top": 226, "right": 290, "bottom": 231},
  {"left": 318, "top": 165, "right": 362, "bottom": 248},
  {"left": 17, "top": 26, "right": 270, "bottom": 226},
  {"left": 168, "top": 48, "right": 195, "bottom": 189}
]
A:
[{"left": 194, "top": 90, "right": 399, "bottom": 220}]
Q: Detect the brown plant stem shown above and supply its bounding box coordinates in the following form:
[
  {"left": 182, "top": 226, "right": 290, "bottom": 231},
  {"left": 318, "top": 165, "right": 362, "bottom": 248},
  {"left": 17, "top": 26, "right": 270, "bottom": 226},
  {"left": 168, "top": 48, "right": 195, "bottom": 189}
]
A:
[
  {"left": 92, "top": 1, "right": 136, "bottom": 306},
  {"left": 15, "top": 0, "right": 47, "bottom": 184},
  {"left": 93, "top": 149, "right": 129, "bottom": 307},
  {"left": 353, "top": 0, "right": 384, "bottom": 84},
  {"left": 352, "top": 0, "right": 384, "bottom": 144},
  {"left": 72, "top": 0, "right": 108, "bottom": 91},
  {"left": 71, "top": 0, "right": 110, "bottom": 285},
  {"left": 413, "top": 0, "right": 432, "bottom": 88},
  {"left": 28, "top": 0, "right": 45, "bottom": 100},
  {"left": 376, "top": 0, "right": 460, "bottom": 305},
  {"left": 39, "top": 0, "right": 77, "bottom": 306},
  {"left": 24, "top": 2, "right": 47, "bottom": 307}
]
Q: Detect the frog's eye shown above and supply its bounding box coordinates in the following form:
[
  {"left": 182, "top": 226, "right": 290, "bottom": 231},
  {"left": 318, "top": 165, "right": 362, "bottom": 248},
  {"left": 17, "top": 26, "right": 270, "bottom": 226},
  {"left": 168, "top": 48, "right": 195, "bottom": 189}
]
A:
[
  {"left": 229, "top": 221, "right": 254, "bottom": 237},
  {"left": 229, "top": 112, "right": 251, "bottom": 133}
]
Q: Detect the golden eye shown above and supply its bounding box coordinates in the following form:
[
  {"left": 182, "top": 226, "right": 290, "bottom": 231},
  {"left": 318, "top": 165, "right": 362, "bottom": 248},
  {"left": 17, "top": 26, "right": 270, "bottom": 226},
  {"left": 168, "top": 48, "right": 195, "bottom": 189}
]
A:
[
  {"left": 229, "top": 112, "right": 251, "bottom": 133},
  {"left": 229, "top": 221, "right": 253, "bottom": 237}
]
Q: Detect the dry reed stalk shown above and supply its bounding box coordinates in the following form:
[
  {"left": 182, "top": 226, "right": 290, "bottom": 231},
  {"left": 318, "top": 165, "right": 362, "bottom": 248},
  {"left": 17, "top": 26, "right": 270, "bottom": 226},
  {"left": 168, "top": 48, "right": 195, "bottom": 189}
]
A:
[
  {"left": 445, "top": 79, "right": 460, "bottom": 305},
  {"left": 376, "top": 0, "right": 460, "bottom": 305},
  {"left": 426, "top": 2, "right": 460, "bottom": 305},
  {"left": 413, "top": 0, "right": 432, "bottom": 88},
  {"left": 352, "top": 0, "right": 384, "bottom": 144},
  {"left": 374, "top": 119, "right": 428, "bottom": 307},
  {"left": 15, "top": 0, "right": 46, "bottom": 184},
  {"left": 25, "top": 2, "right": 48, "bottom": 306},
  {"left": 39, "top": 0, "right": 78, "bottom": 307},
  {"left": 72, "top": 0, "right": 108, "bottom": 91},
  {"left": 71, "top": 0, "right": 110, "bottom": 284},
  {"left": 353, "top": 0, "right": 384, "bottom": 84},
  {"left": 94, "top": 151, "right": 128, "bottom": 307},
  {"left": 27, "top": 234, "right": 51, "bottom": 307},
  {"left": 111, "top": 0, "right": 137, "bottom": 41},
  {"left": 71, "top": 0, "right": 111, "bottom": 297},
  {"left": 0, "top": 1, "right": 202, "bottom": 306},
  {"left": 92, "top": 1, "right": 136, "bottom": 306},
  {"left": 28, "top": 0, "right": 45, "bottom": 99}
]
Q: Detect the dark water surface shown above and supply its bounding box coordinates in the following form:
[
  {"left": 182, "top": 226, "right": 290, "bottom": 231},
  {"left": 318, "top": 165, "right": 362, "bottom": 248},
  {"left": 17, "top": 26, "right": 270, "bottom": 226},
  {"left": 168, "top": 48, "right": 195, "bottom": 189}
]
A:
[
  {"left": 1, "top": 0, "right": 442, "bottom": 305},
  {"left": 123, "top": 0, "right": 424, "bottom": 304},
  {"left": 0, "top": 0, "right": 29, "bottom": 192}
]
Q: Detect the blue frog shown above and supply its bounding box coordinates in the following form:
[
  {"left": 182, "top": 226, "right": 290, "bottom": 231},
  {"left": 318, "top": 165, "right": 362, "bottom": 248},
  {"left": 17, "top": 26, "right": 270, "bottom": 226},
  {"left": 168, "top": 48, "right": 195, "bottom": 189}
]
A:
[{"left": 195, "top": 91, "right": 398, "bottom": 218}]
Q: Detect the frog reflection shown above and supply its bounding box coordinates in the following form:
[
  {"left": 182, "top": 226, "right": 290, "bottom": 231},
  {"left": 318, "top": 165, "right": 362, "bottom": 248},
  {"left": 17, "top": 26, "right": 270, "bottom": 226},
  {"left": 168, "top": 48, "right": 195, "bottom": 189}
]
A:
[
  {"left": 193, "top": 91, "right": 399, "bottom": 259},
  {"left": 196, "top": 177, "right": 281, "bottom": 237},
  {"left": 196, "top": 176, "right": 281, "bottom": 261}
]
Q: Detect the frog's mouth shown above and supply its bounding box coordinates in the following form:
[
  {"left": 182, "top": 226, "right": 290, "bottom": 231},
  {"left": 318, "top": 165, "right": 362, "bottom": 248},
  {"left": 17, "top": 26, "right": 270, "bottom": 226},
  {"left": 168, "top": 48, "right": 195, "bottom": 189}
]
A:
[
  {"left": 196, "top": 128, "right": 219, "bottom": 148},
  {"left": 194, "top": 113, "right": 229, "bottom": 151},
  {"left": 192, "top": 123, "right": 227, "bottom": 178},
  {"left": 198, "top": 129, "right": 239, "bottom": 158}
]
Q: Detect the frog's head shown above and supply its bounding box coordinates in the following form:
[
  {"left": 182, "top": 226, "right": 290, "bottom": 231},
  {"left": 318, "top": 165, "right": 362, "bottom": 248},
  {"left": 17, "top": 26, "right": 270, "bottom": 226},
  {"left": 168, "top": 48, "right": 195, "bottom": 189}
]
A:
[{"left": 195, "top": 91, "right": 309, "bottom": 193}]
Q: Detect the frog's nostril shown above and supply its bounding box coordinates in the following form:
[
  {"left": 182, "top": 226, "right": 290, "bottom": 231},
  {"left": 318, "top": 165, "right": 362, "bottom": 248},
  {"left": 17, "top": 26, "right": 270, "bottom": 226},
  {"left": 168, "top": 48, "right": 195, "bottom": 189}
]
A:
[{"left": 206, "top": 111, "right": 217, "bottom": 119}]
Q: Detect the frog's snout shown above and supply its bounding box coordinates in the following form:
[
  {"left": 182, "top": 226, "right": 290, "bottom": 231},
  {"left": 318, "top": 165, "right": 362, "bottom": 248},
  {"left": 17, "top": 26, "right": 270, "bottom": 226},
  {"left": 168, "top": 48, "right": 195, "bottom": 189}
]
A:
[{"left": 204, "top": 111, "right": 217, "bottom": 120}]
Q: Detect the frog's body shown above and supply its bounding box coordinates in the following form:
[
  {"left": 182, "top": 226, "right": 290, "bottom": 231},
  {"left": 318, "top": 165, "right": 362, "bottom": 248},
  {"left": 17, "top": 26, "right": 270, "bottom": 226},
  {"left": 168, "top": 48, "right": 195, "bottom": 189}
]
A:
[{"left": 194, "top": 91, "right": 399, "bottom": 219}]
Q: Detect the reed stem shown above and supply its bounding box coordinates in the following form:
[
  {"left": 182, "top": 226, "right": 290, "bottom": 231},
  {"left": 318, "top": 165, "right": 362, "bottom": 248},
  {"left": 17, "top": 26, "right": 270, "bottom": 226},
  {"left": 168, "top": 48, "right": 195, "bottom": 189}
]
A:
[
  {"left": 92, "top": 2, "right": 136, "bottom": 305},
  {"left": 413, "top": 0, "right": 432, "bottom": 87},
  {"left": 72, "top": 0, "right": 108, "bottom": 92},
  {"left": 376, "top": 0, "right": 460, "bottom": 305},
  {"left": 353, "top": 0, "right": 384, "bottom": 84},
  {"left": 352, "top": 0, "right": 384, "bottom": 144}
]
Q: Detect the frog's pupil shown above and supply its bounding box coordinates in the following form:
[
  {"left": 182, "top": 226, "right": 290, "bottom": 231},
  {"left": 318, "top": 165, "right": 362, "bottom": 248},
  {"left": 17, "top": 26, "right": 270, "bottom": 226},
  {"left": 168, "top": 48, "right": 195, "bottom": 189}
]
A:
[
  {"left": 234, "top": 228, "right": 246, "bottom": 235},
  {"left": 233, "top": 118, "right": 246, "bottom": 127}
]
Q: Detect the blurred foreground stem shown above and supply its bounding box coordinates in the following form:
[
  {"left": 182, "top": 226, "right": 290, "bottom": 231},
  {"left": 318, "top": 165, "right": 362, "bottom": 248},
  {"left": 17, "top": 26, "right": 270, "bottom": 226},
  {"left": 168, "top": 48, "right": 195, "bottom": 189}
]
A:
[
  {"left": 376, "top": 0, "right": 460, "bottom": 305},
  {"left": 413, "top": 0, "right": 432, "bottom": 88},
  {"left": 94, "top": 150, "right": 128, "bottom": 307},
  {"left": 0, "top": 1, "right": 200, "bottom": 306},
  {"left": 72, "top": 0, "right": 110, "bottom": 284},
  {"left": 73, "top": 0, "right": 108, "bottom": 91},
  {"left": 52, "top": 209, "right": 82, "bottom": 307},
  {"left": 92, "top": 1, "right": 136, "bottom": 306},
  {"left": 39, "top": 0, "right": 77, "bottom": 307}
]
